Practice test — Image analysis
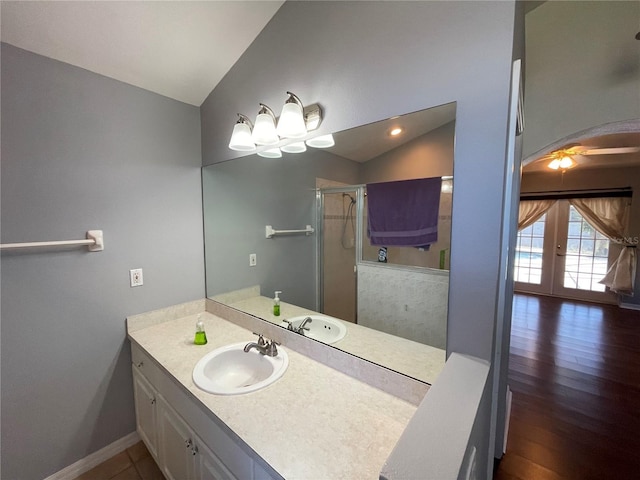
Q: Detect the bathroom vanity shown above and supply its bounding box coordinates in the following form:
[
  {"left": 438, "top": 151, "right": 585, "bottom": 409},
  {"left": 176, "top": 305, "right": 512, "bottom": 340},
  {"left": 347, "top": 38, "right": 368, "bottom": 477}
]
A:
[{"left": 127, "top": 300, "right": 419, "bottom": 480}]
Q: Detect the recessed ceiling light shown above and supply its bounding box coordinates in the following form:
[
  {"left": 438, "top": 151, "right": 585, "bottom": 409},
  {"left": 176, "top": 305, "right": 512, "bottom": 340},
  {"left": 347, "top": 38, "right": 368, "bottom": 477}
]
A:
[{"left": 390, "top": 127, "right": 403, "bottom": 136}]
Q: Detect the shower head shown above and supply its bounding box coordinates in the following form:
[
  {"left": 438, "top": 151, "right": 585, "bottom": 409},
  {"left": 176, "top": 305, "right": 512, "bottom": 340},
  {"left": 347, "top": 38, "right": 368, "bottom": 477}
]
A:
[{"left": 343, "top": 193, "right": 356, "bottom": 204}]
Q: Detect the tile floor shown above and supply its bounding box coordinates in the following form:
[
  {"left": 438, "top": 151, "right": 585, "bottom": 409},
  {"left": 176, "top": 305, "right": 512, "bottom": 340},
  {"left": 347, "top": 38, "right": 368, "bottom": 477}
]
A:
[{"left": 73, "top": 441, "right": 164, "bottom": 480}]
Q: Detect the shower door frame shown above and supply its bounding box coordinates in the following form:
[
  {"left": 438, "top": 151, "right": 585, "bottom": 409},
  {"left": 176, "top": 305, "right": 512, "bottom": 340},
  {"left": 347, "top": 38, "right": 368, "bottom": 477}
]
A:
[{"left": 316, "top": 185, "right": 365, "bottom": 318}]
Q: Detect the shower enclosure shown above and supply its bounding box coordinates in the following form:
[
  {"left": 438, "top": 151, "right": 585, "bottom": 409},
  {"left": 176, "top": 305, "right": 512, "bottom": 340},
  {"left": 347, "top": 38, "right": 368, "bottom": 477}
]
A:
[{"left": 316, "top": 186, "right": 364, "bottom": 323}]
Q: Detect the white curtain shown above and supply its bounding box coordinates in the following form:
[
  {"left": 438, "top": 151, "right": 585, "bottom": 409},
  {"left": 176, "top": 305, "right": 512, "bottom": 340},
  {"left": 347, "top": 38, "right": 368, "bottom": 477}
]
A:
[
  {"left": 518, "top": 199, "right": 557, "bottom": 231},
  {"left": 569, "top": 197, "right": 636, "bottom": 296}
]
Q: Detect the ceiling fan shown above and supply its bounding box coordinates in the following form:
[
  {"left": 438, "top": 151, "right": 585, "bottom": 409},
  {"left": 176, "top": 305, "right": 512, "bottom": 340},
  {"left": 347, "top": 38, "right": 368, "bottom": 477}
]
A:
[{"left": 539, "top": 143, "right": 640, "bottom": 170}]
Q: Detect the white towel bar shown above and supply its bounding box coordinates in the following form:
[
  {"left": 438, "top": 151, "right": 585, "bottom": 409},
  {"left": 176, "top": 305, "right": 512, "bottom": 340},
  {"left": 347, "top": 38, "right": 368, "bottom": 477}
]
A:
[
  {"left": 0, "top": 230, "right": 104, "bottom": 252},
  {"left": 265, "top": 225, "right": 314, "bottom": 239}
]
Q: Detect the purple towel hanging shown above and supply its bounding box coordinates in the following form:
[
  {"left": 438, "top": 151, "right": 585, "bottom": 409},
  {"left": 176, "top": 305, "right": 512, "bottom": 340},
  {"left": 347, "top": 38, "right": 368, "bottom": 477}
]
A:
[{"left": 367, "top": 177, "right": 442, "bottom": 247}]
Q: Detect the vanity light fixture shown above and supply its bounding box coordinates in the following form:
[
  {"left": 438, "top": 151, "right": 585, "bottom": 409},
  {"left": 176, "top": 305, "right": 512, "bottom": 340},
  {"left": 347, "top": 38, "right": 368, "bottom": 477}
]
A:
[
  {"left": 257, "top": 147, "right": 282, "bottom": 158},
  {"left": 277, "top": 92, "right": 308, "bottom": 139},
  {"left": 251, "top": 104, "right": 279, "bottom": 145},
  {"left": 228, "top": 114, "right": 256, "bottom": 152},
  {"left": 548, "top": 155, "right": 576, "bottom": 171},
  {"left": 306, "top": 134, "right": 335, "bottom": 148},
  {"left": 228, "top": 92, "right": 323, "bottom": 154}
]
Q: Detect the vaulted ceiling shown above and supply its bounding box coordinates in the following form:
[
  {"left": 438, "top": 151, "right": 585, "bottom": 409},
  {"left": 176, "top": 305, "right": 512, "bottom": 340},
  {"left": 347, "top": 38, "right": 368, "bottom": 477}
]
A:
[{"left": 0, "top": 1, "right": 284, "bottom": 106}]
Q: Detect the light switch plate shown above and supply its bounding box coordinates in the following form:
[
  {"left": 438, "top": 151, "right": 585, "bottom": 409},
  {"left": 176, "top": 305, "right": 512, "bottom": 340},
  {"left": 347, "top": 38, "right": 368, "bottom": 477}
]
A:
[{"left": 249, "top": 253, "right": 257, "bottom": 267}]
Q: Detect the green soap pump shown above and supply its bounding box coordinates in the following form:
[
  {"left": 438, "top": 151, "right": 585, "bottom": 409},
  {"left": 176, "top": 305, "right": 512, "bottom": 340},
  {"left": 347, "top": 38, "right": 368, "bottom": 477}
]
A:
[
  {"left": 194, "top": 314, "right": 207, "bottom": 345},
  {"left": 273, "top": 291, "right": 282, "bottom": 316}
]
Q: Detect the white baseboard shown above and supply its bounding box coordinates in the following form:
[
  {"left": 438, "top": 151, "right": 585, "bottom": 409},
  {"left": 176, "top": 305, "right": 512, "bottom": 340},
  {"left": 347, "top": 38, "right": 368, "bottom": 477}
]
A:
[
  {"left": 619, "top": 302, "right": 640, "bottom": 311},
  {"left": 44, "top": 431, "right": 140, "bottom": 480}
]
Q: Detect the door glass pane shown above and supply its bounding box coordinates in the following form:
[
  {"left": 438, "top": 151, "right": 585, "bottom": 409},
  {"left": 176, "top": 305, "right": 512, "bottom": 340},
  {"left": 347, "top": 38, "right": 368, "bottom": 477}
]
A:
[
  {"left": 562, "top": 206, "right": 609, "bottom": 292},
  {"left": 514, "top": 213, "right": 546, "bottom": 284}
]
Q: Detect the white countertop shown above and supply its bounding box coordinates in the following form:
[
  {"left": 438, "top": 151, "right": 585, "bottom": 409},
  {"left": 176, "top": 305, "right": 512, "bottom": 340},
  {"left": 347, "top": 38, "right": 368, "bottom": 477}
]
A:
[
  {"left": 128, "top": 310, "right": 418, "bottom": 480},
  {"left": 227, "top": 295, "right": 446, "bottom": 385}
]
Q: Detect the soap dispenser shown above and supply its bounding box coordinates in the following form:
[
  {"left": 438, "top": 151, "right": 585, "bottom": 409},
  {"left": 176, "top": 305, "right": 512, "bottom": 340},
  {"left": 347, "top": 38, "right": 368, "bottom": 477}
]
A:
[
  {"left": 194, "top": 314, "right": 208, "bottom": 345},
  {"left": 273, "top": 291, "right": 282, "bottom": 316}
]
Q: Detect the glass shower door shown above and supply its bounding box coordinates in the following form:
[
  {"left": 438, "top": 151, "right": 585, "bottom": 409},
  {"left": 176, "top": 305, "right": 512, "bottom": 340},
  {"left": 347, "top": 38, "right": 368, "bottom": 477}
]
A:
[{"left": 318, "top": 188, "right": 360, "bottom": 323}]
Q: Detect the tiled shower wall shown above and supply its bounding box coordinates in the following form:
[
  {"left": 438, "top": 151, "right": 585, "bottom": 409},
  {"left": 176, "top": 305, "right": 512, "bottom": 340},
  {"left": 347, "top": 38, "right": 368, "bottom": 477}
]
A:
[{"left": 357, "top": 263, "right": 448, "bottom": 349}]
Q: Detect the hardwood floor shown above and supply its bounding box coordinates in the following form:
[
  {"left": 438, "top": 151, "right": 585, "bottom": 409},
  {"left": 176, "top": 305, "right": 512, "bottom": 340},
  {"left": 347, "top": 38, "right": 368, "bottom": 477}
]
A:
[{"left": 494, "top": 293, "right": 640, "bottom": 480}]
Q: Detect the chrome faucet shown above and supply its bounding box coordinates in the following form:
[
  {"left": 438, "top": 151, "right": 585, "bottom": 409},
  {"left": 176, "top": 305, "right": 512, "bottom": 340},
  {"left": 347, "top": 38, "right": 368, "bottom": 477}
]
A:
[
  {"left": 244, "top": 334, "right": 279, "bottom": 357},
  {"left": 298, "top": 316, "right": 313, "bottom": 332},
  {"left": 283, "top": 316, "right": 313, "bottom": 336}
]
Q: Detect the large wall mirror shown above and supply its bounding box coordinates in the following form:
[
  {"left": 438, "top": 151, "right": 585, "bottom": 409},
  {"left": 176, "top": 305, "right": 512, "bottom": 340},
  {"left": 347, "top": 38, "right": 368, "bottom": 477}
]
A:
[{"left": 203, "top": 102, "right": 455, "bottom": 384}]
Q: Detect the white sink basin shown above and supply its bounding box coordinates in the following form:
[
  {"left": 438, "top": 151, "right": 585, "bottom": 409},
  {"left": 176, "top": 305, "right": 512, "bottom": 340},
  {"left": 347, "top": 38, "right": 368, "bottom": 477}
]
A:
[
  {"left": 283, "top": 315, "right": 347, "bottom": 344},
  {"left": 192, "top": 342, "right": 288, "bottom": 395}
]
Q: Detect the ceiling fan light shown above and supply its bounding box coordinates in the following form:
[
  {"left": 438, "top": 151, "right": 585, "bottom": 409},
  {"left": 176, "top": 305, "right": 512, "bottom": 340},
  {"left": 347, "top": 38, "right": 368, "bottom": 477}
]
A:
[
  {"left": 559, "top": 155, "right": 575, "bottom": 169},
  {"left": 548, "top": 155, "right": 576, "bottom": 170}
]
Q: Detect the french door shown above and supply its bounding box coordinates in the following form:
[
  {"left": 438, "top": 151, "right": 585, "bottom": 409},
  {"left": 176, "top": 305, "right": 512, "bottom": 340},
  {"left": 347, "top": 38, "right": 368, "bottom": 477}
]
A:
[{"left": 514, "top": 200, "right": 617, "bottom": 304}]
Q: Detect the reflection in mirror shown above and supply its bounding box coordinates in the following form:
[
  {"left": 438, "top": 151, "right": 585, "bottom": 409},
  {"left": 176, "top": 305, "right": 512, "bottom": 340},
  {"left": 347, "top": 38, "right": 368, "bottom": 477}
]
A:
[{"left": 203, "top": 102, "right": 455, "bottom": 384}]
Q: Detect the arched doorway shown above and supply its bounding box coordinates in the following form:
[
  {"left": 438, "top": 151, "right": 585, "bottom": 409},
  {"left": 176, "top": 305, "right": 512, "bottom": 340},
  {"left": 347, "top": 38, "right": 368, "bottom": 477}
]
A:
[{"left": 516, "top": 119, "right": 640, "bottom": 305}]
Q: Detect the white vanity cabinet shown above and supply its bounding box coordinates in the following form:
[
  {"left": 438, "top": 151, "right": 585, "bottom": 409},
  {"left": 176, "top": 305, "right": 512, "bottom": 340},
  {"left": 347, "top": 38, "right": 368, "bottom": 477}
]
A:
[
  {"left": 157, "top": 395, "right": 197, "bottom": 480},
  {"left": 130, "top": 343, "right": 278, "bottom": 480},
  {"left": 157, "top": 395, "right": 235, "bottom": 480},
  {"left": 132, "top": 368, "right": 159, "bottom": 459}
]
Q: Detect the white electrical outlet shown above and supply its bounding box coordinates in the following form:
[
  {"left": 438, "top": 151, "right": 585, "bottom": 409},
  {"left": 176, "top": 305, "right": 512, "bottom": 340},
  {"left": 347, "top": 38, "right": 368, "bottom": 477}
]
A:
[
  {"left": 249, "top": 253, "right": 257, "bottom": 267},
  {"left": 130, "top": 268, "right": 143, "bottom": 287}
]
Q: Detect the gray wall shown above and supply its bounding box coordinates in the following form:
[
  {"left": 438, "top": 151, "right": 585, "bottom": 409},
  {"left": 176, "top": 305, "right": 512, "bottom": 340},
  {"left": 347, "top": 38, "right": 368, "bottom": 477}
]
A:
[
  {"left": 361, "top": 121, "right": 455, "bottom": 182},
  {"left": 201, "top": 1, "right": 519, "bottom": 476},
  {"left": 1, "top": 44, "right": 205, "bottom": 480}
]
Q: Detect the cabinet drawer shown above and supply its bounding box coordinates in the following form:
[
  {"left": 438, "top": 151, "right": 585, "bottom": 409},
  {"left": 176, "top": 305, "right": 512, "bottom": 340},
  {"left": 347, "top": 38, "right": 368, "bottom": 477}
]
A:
[{"left": 131, "top": 343, "right": 161, "bottom": 388}]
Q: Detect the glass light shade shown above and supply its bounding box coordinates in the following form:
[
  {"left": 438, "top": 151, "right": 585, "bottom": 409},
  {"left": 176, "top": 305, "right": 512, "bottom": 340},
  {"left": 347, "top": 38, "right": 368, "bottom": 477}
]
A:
[
  {"left": 559, "top": 156, "right": 575, "bottom": 169},
  {"left": 548, "top": 156, "right": 575, "bottom": 170},
  {"left": 257, "top": 148, "right": 282, "bottom": 158},
  {"left": 228, "top": 122, "right": 256, "bottom": 151},
  {"left": 276, "top": 102, "right": 307, "bottom": 138},
  {"left": 306, "top": 134, "right": 335, "bottom": 148},
  {"left": 548, "top": 159, "right": 561, "bottom": 170},
  {"left": 281, "top": 142, "right": 307, "bottom": 153},
  {"left": 252, "top": 113, "right": 279, "bottom": 145}
]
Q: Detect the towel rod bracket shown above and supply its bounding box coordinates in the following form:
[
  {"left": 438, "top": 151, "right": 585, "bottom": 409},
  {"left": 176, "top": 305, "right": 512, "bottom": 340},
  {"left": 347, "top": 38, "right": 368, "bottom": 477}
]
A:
[{"left": 87, "top": 230, "right": 104, "bottom": 251}]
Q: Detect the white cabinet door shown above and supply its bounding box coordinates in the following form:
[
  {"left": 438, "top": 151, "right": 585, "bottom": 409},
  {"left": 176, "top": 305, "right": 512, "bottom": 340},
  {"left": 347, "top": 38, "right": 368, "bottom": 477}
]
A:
[
  {"left": 195, "top": 439, "right": 237, "bottom": 480},
  {"left": 158, "top": 397, "right": 197, "bottom": 480},
  {"left": 132, "top": 369, "right": 158, "bottom": 459}
]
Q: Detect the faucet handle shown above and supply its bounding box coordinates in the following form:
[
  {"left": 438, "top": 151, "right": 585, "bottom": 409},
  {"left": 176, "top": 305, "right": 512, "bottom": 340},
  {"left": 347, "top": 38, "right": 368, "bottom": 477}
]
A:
[
  {"left": 252, "top": 332, "right": 266, "bottom": 346},
  {"left": 265, "top": 339, "right": 280, "bottom": 357},
  {"left": 282, "top": 319, "right": 294, "bottom": 331}
]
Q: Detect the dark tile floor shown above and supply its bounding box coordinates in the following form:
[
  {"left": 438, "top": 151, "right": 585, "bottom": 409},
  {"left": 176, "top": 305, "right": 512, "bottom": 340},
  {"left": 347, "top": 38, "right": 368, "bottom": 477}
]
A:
[{"left": 73, "top": 441, "right": 164, "bottom": 480}]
